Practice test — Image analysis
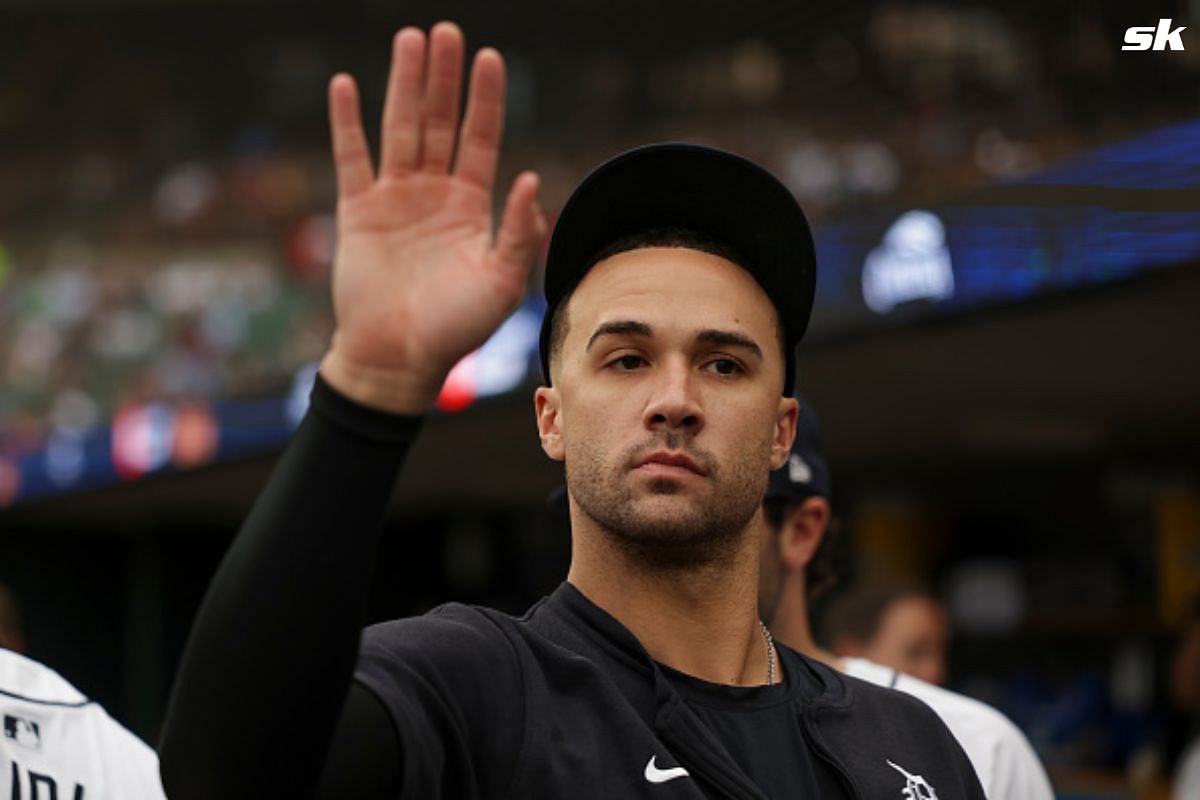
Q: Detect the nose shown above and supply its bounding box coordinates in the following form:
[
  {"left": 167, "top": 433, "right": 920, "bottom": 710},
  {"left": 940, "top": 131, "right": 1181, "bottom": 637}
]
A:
[{"left": 642, "top": 359, "right": 705, "bottom": 435}]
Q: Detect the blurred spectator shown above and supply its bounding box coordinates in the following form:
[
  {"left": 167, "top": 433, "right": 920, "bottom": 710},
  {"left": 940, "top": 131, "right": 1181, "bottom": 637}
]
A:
[
  {"left": 1172, "top": 596, "right": 1200, "bottom": 800},
  {"left": 825, "top": 583, "right": 951, "bottom": 686}
]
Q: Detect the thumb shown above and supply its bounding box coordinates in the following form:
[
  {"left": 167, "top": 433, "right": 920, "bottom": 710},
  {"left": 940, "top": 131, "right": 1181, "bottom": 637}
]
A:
[{"left": 493, "top": 171, "right": 548, "bottom": 280}]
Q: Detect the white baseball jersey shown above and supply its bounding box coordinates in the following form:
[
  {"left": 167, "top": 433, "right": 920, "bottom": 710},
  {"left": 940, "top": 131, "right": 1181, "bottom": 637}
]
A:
[
  {"left": 1175, "top": 738, "right": 1200, "bottom": 800},
  {"left": 1, "top": 648, "right": 165, "bottom": 799},
  {"left": 843, "top": 657, "right": 1054, "bottom": 800}
]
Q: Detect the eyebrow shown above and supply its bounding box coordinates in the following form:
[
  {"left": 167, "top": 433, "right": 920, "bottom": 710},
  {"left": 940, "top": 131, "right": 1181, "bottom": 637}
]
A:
[
  {"left": 695, "top": 329, "right": 763, "bottom": 361},
  {"left": 585, "top": 320, "right": 763, "bottom": 361},
  {"left": 586, "top": 320, "right": 653, "bottom": 351}
]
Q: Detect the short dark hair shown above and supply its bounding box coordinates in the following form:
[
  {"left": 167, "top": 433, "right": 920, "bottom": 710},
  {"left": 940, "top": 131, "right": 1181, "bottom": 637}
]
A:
[
  {"left": 763, "top": 497, "right": 840, "bottom": 603},
  {"left": 545, "top": 226, "right": 785, "bottom": 378},
  {"left": 821, "top": 583, "right": 935, "bottom": 646}
]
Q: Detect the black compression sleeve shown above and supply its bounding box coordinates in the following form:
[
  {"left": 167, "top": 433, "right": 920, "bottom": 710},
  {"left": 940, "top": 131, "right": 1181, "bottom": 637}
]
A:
[{"left": 158, "top": 375, "right": 420, "bottom": 798}]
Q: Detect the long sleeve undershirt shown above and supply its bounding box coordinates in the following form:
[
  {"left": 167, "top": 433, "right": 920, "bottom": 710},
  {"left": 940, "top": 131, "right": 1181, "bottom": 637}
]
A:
[{"left": 158, "top": 374, "right": 416, "bottom": 798}]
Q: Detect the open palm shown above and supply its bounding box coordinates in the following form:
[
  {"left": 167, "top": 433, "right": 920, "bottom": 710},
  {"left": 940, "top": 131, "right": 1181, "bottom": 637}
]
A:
[{"left": 322, "top": 23, "right": 547, "bottom": 412}]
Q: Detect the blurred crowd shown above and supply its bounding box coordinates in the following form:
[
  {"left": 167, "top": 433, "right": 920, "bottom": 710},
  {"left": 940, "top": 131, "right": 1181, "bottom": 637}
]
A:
[{"left": 2, "top": 2, "right": 1197, "bottom": 463}]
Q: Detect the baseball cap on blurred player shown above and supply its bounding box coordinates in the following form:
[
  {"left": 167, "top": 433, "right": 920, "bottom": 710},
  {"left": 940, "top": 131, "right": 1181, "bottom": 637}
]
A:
[
  {"left": 538, "top": 143, "right": 817, "bottom": 396},
  {"left": 766, "top": 404, "right": 831, "bottom": 503}
]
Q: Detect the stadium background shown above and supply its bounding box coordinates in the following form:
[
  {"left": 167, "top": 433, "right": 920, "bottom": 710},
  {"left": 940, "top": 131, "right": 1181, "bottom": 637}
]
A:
[{"left": 1, "top": 0, "right": 1198, "bottom": 795}]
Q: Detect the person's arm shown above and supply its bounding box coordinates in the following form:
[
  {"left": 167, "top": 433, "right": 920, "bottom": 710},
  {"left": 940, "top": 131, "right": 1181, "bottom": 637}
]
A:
[
  {"left": 158, "top": 20, "right": 546, "bottom": 798},
  {"left": 158, "top": 375, "right": 419, "bottom": 797}
]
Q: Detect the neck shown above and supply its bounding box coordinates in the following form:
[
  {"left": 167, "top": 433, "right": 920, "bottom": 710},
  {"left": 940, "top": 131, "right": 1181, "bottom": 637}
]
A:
[
  {"left": 765, "top": 574, "right": 843, "bottom": 672},
  {"left": 567, "top": 512, "right": 774, "bottom": 686}
]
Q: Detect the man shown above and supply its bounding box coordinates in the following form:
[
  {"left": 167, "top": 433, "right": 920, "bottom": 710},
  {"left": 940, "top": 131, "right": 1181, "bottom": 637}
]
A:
[
  {"left": 159, "top": 22, "right": 985, "bottom": 798},
  {"left": 825, "top": 583, "right": 952, "bottom": 686},
  {"left": 758, "top": 407, "right": 1055, "bottom": 800},
  {"left": 0, "top": 583, "right": 166, "bottom": 798}
]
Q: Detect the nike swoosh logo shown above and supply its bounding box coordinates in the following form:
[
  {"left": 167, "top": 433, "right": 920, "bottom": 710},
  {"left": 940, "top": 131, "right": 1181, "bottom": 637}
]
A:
[{"left": 644, "top": 755, "right": 690, "bottom": 784}]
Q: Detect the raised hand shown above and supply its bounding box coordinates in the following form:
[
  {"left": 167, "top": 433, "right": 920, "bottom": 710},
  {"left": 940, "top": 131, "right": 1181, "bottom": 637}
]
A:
[{"left": 319, "top": 22, "right": 547, "bottom": 413}]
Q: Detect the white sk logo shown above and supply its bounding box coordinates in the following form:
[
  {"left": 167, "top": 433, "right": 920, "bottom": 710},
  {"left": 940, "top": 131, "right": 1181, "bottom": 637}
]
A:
[
  {"left": 644, "top": 755, "right": 690, "bottom": 784},
  {"left": 887, "top": 760, "right": 938, "bottom": 800},
  {"left": 1123, "top": 19, "right": 1187, "bottom": 51}
]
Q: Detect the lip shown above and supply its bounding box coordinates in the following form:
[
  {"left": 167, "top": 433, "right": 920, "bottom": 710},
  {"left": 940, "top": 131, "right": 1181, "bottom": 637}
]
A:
[{"left": 635, "top": 451, "right": 706, "bottom": 477}]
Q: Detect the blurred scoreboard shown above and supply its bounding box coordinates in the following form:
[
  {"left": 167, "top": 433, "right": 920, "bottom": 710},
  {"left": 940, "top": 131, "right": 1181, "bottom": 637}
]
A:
[{"left": 809, "top": 117, "right": 1200, "bottom": 338}]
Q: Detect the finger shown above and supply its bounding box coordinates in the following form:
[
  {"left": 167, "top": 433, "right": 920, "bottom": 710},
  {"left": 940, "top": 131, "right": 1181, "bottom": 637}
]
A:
[
  {"left": 420, "top": 21, "right": 466, "bottom": 173},
  {"left": 328, "top": 74, "right": 374, "bottom": 199},
  {"left": 454, "top": 47, "right": 506, "bottom": 192},
  {"left": 493, "top": 171, "right": 548, "bottom": 279},
  {"left": 379, "top": 27, "right": 427, "bottom": 179}
]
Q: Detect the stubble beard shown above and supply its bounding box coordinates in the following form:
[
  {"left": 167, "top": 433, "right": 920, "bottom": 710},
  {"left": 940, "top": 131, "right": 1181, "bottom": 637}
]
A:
[{"left": 566, "top": 432, "right": 770, "bottom": 572}]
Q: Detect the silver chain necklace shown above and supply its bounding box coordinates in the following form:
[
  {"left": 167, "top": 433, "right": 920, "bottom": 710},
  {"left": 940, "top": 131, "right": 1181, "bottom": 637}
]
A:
[{"left": 758, "top": 620, "right": 777, "bottom": 686}]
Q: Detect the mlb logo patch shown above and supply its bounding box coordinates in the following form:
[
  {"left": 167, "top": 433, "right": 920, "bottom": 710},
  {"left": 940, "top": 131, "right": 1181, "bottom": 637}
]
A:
[{"left": 3, "top": 713, "right": 42, "bottom": 750}]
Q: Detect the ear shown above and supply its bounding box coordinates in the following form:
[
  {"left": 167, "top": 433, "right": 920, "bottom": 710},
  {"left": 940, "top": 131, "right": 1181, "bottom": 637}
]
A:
[
  {"left": 534, "top": 386, "right": 565, "bottom": 461},
  {"left": 778, "top": 496, "right": 831, "bottom": 570},
  {"left": 769, "top": 396, "right": 800, "bottom": 470}
]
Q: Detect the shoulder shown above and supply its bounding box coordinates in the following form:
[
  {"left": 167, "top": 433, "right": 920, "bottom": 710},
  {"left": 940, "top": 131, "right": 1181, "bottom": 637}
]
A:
[
  {"left": 356, "top": 603, "right": 525, "bottom": 703},
  {"left": 891, "top": 667, "right": 1026, "bottom": 740},
  {"left": 0, "top": 647, "right": 88, "bottom": 705},
  {"left": 357, "top": 603, "right": 526, "bottom": 700},
  {"left": 849, "top": 659, "right": 1053, "bottom": 800},
  {"left": 360, "top": 603, "right": 518, "bottom": 663},
  {"left": 89, "top": 706, "right": 167, "bottom": 797},
  {"left": 782, "top": 649, "right": 947, "bottom": 730},
  {"left": 845, "top": 657, "right": 1027, "bottom": 744},
  {"left": 353, "top": 604, "right": 530, "bottom": 793},
  {"left": 0, "top": 650, "right": 165, "bottom": 797},
  {"left": 836, "top": 666, "right": 950, "bottom": 730},
  {"left": 809, "top": 667, "right": 986, "bottom": 799}
]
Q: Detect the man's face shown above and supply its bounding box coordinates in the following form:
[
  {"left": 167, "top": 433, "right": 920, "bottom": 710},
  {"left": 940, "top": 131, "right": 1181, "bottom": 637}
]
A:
[
  {"left": 537, "top": 246, "right": 796, "bottom": 569},
  {"left": 864, "top": 596, "right": 950, "bottom": 686}
]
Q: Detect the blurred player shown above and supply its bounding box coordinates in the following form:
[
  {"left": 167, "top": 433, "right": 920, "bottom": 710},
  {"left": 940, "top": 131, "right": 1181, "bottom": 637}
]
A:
[
  {"left": 0, "top": 582, "right": 166, "bottom": 798},
  {"left": 826, "top": 583, "right": 951, "bottom": 686},
  {"left": 758, "top": 408, "right": 1055, "bottom": 800},
  {"left": 1171, "top": 595, "right": 1200, "bottom": 800},
  {"left": 159, "top": 22, "right": 985, "bottom": 798}
]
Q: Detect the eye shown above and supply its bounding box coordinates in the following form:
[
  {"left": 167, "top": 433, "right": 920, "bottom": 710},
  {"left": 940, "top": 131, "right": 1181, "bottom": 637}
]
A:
[
  {"left": 705, "top": 357, "right": 743, "bottom": 376},
  {"left": 609, "top": 354, "right": 645, "bottom": 371}
]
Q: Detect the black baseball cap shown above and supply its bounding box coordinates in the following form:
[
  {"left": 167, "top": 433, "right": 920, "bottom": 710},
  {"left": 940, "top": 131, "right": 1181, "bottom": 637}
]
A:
[
  {"left": 538, "top": 143, "right": 817, "bottom": 396},
  {"left": 766, "top": 404, "right": 831, "bottom": 502}
]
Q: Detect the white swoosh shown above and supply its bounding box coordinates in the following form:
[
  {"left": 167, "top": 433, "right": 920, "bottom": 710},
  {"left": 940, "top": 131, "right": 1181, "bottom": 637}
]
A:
[{"left": 644, "top": 755, "right": 690, "bottom": 784}]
